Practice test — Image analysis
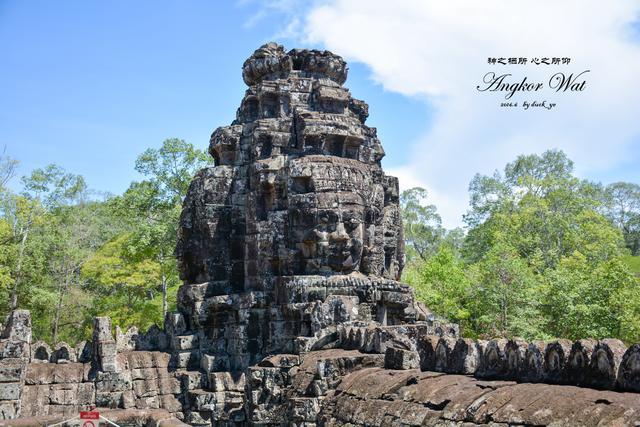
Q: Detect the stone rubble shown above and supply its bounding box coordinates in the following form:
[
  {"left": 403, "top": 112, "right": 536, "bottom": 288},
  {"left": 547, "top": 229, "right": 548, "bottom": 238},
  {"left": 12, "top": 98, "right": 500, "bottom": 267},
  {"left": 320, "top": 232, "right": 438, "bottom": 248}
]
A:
[{"left": 1, "top": 43, "right": 640, "bottom": 426}]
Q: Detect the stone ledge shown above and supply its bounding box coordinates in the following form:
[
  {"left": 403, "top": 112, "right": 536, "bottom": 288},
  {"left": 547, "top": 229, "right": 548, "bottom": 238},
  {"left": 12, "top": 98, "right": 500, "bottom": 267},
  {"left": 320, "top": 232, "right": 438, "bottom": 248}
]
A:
[
  {"left": 0, "top": 408, "right": 188, "bottom": 427},
  {"left": 319, "top": 368, "right": 640, "bottom": 426}
]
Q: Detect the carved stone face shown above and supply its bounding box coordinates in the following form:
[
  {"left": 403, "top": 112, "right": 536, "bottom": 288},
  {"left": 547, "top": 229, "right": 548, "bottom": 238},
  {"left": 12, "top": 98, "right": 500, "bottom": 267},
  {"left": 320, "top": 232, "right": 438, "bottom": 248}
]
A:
[
  {"left": 287, "top": 156, "right": 375, "bottom": 275},
  {"left": 313, "top": 202, "right": 364, "bottom": 274}
]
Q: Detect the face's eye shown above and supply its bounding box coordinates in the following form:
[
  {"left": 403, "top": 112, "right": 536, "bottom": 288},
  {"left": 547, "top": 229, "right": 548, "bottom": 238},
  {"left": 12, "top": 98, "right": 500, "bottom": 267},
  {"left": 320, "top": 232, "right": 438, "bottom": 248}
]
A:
[{"left": 344, "top": 217, "right": 361, "bottom": 232}]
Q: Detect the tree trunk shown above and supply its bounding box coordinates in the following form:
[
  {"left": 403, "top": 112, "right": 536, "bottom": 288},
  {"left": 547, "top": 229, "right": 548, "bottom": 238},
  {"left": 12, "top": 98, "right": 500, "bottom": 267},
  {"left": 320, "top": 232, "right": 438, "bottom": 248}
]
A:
[
  {"left": 10, "top": 225, "right": 30, "bottom": 310},
  {"left": 160, "top": 249, "right": 168, "bottom": 319},
  {"left": 162, "top": 272, "right": 167, "bottom": 319},
  {"left": 52, "top": 270, "right": 70, "bottom": 345}
]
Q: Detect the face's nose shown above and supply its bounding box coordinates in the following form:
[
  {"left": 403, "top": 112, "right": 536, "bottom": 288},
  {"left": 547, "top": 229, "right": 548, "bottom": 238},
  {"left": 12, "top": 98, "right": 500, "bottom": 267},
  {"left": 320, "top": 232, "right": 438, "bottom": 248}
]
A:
[{"left": 332, "top": 222, "right": 350, "bottom": 242}]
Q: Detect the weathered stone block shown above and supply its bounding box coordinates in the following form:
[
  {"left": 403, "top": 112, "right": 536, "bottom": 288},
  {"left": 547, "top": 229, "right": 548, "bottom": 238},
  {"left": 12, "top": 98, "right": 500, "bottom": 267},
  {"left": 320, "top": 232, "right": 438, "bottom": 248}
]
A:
[
  {"left": 185, "top": 410, "right": 212, "bottom": 426},
  {"left": 49, "top": 383, "right": 79, "bottom": 405},
  {"left": 158, "top": 376, "right": 181, "bottom": 395},
  {"left": 153, "top": 351, "right": 171, "bottom": 368},
  {"left": 19, "top": 385, "right": 48, "bottom": 417},
  {"left": 131, "top": 367, "right": 158, "bottom": 380},
  {"left": 24, "top": 363, "right": 55, "bottom": 385},
  {"left": 95, "top": 391, "right": 123, "bottom": 408},
  {"left": 384, "top": 347, "right": 420, "bottom": 370},
  {"left": 77, "top": 382, "right": 95, "bottom": 405},
  {"left": 200, "top": 353, "right": 228, "bottom": 372},
  {"left": 0, "top": 358, "right": 24, "bottom": 383},
  {"left": 53, "top": 362, "right": 85, "bottom": 384},
  {"left": 289, "top": 397, "right": 321, "bottom": 422},
  {"left": 178, "top": 370, "right": 206, "bottom": 391},
  {"left": 133, "top": 378, "right": 159, "bottom": 398},
  {"left": 0, "top": 399, "right": 21, "bottom": 419},
  {"left": 93, "top": 317, "right": 113, "bottom": 342},
  {"left": 96, "top": 371, "right": 132, "bottom": 392},
  {"left": 98, "top": 340, "right": 117, "bottom": 357},
  {"left": 47, "top": 404, "right": 77, "bottom": 417},
  {"left": 136, "top": 395, "right": 160, "bottom": 409},
  {"left": 171, "top": 350, "right": 200, "bottom": 370},
  {"left": 190, "top": 390, "right": 227, "bottom": 412},
  {"left": 0, "top": 382, "right": 21, "bottom": 400},
  {"left": 121, "top": 389, "right": 136, "bottom": 409},
  {"left": 0, "top": 340, "right": 29, "bottom": 359},
  {"left": 2, "top": 310, "right": 32, "bottom": 343},
  {"left": 160, "top": 393, "right": 183, "bottom": 413},
  {"left": 100, "top": 356, "right": 118, "bottom": 373},
  {"left": 165, "top": 312, "right": 187, "bottom": 337},
  {"left": 210, "top": 372, "right": 246, "bottom": 392},
  {"left": 171, "top": 334, "right": 199, "bottom": 351},
  {"left": 126, "top": 351, "right": 155, "bottom": 369}
]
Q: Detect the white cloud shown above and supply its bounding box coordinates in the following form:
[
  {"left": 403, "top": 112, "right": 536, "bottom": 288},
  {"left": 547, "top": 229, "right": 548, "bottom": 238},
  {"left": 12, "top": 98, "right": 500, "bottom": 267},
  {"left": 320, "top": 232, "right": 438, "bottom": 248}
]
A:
[
  {"left": 240, "top": 0, "right": 305, "bottom": 29},
  {"left": 291, "top": 0, "right": 640, "bottom": 228}
]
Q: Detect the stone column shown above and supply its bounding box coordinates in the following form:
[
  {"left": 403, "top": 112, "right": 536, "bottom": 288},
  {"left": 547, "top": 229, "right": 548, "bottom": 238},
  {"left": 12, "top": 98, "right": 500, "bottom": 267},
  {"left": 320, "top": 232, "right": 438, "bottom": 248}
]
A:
[
  {"left": 0, "top": 310, "right": 32, "bottom": 419},
  {"left": 92, "top": 317, "right": 117, "bottom": 372}
]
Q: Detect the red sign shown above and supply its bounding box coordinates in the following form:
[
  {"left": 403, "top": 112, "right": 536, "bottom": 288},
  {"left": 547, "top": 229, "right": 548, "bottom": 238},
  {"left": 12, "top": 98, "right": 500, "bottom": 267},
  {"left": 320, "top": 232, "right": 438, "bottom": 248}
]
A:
[{"left": 80, "top": 411, "right": 100, "bottom": 420}]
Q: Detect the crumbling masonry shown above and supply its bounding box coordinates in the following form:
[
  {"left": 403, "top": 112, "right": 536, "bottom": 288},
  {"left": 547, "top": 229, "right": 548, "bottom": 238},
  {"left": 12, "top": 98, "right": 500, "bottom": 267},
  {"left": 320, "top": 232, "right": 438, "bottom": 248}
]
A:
[{"left": 1, "top": 44, "right": 640, "bottom": 426}]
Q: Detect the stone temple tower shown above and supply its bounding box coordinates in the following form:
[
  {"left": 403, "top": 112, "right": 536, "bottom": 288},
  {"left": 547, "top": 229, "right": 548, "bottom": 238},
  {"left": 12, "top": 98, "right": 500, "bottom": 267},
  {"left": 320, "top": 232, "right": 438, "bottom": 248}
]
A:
[{"left": 174, "top": 42, "right": 432, "bottom": 373}]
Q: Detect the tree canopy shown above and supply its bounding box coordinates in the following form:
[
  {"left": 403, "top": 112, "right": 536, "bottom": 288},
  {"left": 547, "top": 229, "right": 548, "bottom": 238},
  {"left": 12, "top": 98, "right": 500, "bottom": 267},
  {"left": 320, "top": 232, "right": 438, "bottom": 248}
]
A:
[
  {"left": 0, "top": 144, "right": 637, "bottom": 345},
  {"left": 0, "top": 139, "right": 209, "bottom": 344},
  {"left": 403, "top": 150, "right": 640, "bottom": 342}
]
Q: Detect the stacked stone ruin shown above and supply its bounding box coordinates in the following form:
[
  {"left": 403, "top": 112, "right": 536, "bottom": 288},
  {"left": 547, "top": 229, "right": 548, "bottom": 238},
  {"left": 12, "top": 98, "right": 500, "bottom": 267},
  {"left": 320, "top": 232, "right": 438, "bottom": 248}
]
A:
[{"left": 1, "top": 43, "right": 640, "bottom": 426}]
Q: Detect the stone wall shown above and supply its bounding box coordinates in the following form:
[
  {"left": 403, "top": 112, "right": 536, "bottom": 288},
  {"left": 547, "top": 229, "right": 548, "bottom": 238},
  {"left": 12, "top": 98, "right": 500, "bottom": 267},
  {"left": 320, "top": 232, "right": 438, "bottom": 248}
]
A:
[
  {"left": 339, "top": 325, "right": 640, "bottom": 391},
  {"left": 0, "top": 311, "right": 30, "bottom": 419},
  {"left": 0, "top": 312, "right": 186, "bottom": 424},
  {"left": 2, "top": 310, "right": 640, "bottom": 425}
]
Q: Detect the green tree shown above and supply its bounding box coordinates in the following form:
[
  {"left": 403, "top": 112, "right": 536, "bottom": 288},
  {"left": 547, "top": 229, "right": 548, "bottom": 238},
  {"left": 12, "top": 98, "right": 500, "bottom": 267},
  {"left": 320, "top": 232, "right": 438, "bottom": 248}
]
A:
[
  {"left": 400, "top": 187, "right": 444, "bottom": 262},
  {"left": 0, "top": 140, "right": 209, "bottom": 343},
  {"left": 0, "top": 151, "right": 19, "bottom": 302},
  {"left": 0, "top": 147, "right": 18, "bottom": 189},
  {"left": 0, "top": 219, "right": 15, "bottom": 297},
  {"left": 542, "top": 253, "right": 640, "bottom": 341},
  {"left": 47, "top": 200, "right": 119, "bottom": 344},
  {"left": 603, "top": 182, "right": 640, "bottom": 255},
  {"left": 134, "top": 138, "right": 209, "bottom": 203},
  {"left": 2, "top": 164, "right": 86, "bottom": 312},
  {"left": 405, "top": 245, "right": 471, "bottom": 330},
  {"left": 109, "top": 139, "right": 209, "bottom": 318},
  {"left": 403, "top": 150, "right": 639, "bottom": 342},
  {"left": 467, "top": 243, "right": 544, "bottom": 339},
  {"left": 82, "top": 234, "right": 172, "bottom": 332},
  {"left": 463, "top": 150, "right": 623, "bottom": 271},
  {"left": 460, "top": 150, "right": 636, "bottom": 341},
  {"left": 0, "top": 164, "right": 99, "bottom": 342}
]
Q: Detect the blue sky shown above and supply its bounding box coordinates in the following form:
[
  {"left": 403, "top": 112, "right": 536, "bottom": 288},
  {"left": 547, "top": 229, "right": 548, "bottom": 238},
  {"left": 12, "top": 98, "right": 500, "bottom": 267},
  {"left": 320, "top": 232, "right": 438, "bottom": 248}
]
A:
[
  {"left": 0, "top": 1, "right": 429, "bottom": 195},
  {"left": 1, "top": 1, "right": 638, "bottom": 227}
]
